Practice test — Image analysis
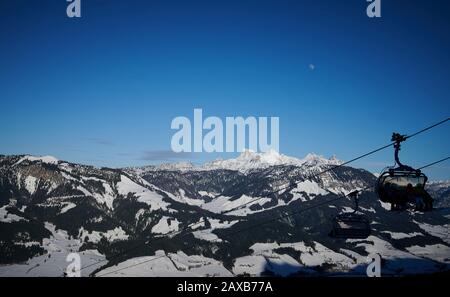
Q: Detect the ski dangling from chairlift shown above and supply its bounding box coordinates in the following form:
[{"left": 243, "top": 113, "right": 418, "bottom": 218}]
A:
[
  {"left": 329, "top": 190, "right": 371, "bottom": 239},
  {"left": 375, "top": 133, "right": 433, "bottom": 211}
]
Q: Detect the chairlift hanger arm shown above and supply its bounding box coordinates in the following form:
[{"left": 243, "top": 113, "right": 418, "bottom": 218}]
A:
[
  {"left": 391, "top": 132, "right": 417, "bottom": 172},
  {"left": 348, "top": 190, "right": 360, "bottom": 213},
  {"left": 391, "top": 132, "right": 407, "bottom": 167}
]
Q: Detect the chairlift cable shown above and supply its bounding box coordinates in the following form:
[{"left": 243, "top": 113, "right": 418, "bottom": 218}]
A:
[
  {"left": 221, "top": 118, "right": 449, "bottom": 215},
  {"left": 417, "top": 156, "right": 450, "bottom": 170}
]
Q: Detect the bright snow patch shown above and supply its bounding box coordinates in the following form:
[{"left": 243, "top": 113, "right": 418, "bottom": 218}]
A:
[
  {"left": 347, "top": 236, "right": 441, "bottom": 275},
  {"left": 24, "top": 176, "right": 38, "bottom": 194},
  {"left": 198, "top": 191, "right": 216, "bottom": 198},
  {"left": 78, "top": 227, "right": 129, "bottom": 243},
  {"left": 171, "top": 188, "right": 204, "bottom": 206},
  {"left": 202, "top": 195, "right": 271, "bottom": 216},
  {"left": 209, "top": 219, "right": 239, "bottom": 229},
  {"left": 233, "top": 254, "right": 305, "bottom": 277},
  {"left": 406, "top": 244, "right": 450, "bottom": 263},
  {"left": 382, "top": 231, "right": 423, "bottom": 240},
  {"left": 0, "top": 223, "right": 105, "bottom": 277},
  {"left": 232, "top": 241, "right": 356, "bottom": 276},
  {"left": 60, "top": 202, "right": 76, "bottom": 214},
  {"left": 192, "top": 230, "right": 222, "bottom": 242},
  {"left": 117, "top": 175, "right": 169, "bottom": 211},
  {"left": 379, "top": 200, "right": 392, "bottom": 211},
  {"left": 15, "top": 155, "right": 59, "bottom": 166},
  {"left": 294, "top": 180, "right": 328, "bottom": 196},
  {"left": 258, "top": 241, "right": 355, "bottom": 269},
  {"left": 0, "top": 206, "right": 27, "bottom": 223},
  {"left": 192, "top": 219, "right": 238, "bottom": 243},
  {"left": 96, "top": 251, "right": 232, "bottom": 277},
  {"left": 415, "top": 221, "right": 450, "bottom": 245},
  {"left": 151, "top": 216, "right": 180, "bottom": 235}
]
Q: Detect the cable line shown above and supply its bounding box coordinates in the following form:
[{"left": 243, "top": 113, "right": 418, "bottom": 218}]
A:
[
  {"left": 221, "top": 118, "right": 449, "bottom": 215},
  {"left": 418, "top": 156, "right": 450, "bottom": 170}
]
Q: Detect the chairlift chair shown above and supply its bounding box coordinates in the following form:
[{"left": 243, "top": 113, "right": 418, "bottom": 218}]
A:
[
  {"left": 329, "top": 191, "right": 371, "bottom": 239},
  {"left": 375, "top": 133, "right": 428, "bottom": 205}
]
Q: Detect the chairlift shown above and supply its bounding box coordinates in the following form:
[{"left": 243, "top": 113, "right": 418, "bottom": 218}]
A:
[
  {"left": 375, "top": 133, "right": 428, "bottom": 206},
  {"left": 329, "top": 191, "right": 371, "bottom": 239}
]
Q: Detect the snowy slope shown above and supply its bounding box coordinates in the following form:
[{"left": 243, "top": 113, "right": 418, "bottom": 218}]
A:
[
  {"left": 0, "top": 223, "right": 105, "bottom": 277},
  {"left": 95, "top": 251, "right": 233, "bottom": 277}
]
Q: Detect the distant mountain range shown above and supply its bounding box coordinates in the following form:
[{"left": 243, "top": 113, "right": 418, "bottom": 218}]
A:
[
  {"left": 0, "top": 152, "right": 449, "bottom": 277},
  {"left": 128, "top": 149, "right": 342, "bottom": 173},
  {"left": 427, "top": 180, "right": 450, "bottom": 208}
]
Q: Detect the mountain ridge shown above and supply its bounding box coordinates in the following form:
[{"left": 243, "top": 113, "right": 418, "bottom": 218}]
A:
[{"left": 128, "top": 150, "right": 344, "bottom": 174}]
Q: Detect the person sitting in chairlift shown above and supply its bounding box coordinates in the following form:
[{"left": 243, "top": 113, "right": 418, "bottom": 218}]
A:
[
  {"left": 385, "top": 182, "right": 406, "bottom": 211},
  {"left": 406, "top": 183, "right": 425, "bottom": 211},
  {"left": 414, "top": 184, "right": 434, "bottom": 211},
  {"left": 384, "top": 182, "right": 397, "bottom": 210}
]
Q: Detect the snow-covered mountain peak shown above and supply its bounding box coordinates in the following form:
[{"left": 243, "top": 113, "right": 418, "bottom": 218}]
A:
[
  {"left": 302, "top": 153, "right": 342, "bottom": 167},
  {"left": 235, "top": 149, "right": 292, "bottom": 165},
  {"left": 240, "top": 149, "right": 287, "bottom": 164},
  {"left": 201, "top": 149, "right": 302, "bottom": 172},
  {"left": 14, "top": 155, "right": 59, "bottom": 166},
  {"left": 200, "top": 150, "right": 342, "bottom": 173}
]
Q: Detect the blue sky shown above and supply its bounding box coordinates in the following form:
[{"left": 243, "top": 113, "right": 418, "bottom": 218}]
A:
[{"left": 0, "top": 0, "right": 449, "bottom": 179}]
